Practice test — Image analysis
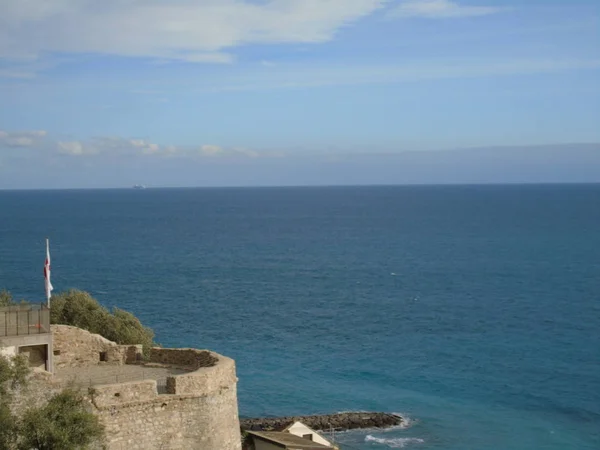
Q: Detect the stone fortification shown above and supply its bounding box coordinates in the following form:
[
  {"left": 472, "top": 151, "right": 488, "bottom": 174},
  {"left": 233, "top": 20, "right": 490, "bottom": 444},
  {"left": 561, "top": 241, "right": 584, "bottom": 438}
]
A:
[
  {"left": 52, "top": 325, "right": 142, "bottom": 368},
  {"left": 49, "top": 325, "right": 241, "bottom": 450}
]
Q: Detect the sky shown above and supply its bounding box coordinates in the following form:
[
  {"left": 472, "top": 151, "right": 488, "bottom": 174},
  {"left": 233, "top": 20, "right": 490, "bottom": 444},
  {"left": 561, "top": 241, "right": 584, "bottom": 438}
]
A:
[{"left": 0, "top": 0, "right": 599, "bottom": 188}]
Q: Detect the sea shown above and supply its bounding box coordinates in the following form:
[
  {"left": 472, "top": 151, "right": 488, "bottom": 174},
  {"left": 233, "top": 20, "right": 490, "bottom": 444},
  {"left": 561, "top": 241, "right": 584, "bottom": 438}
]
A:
[{"left": 0, "top": 185, "right": 599, "bottom": 450}]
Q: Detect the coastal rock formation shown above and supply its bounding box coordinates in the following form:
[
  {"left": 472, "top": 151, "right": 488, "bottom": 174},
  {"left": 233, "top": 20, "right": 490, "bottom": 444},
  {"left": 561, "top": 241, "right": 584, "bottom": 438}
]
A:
[{"left": 240, "top": 412, "right": 402, "bottom": 432}]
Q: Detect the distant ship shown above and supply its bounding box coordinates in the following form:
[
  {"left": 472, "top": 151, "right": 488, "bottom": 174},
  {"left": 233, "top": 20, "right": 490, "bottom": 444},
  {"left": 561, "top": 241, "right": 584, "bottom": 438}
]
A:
[{"left": 132, "top": 184, "right": 146, "bottom": 189}]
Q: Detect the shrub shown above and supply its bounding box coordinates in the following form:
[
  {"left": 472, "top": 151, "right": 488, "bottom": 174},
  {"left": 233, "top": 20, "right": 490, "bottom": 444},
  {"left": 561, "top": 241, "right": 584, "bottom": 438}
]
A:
[
  {"left": 0, "top": 354, "right": 28, "bottom": 396},
  {"left": 0, "top": 353, "right": 28, "bottom": 444},
  {"left": 50, "top": 289, "right": 154, "bottom": 355},
  {"left": 0, "top": 355, "right": 104, "bottom": 450},
  {"left": 0, "top": 289, "right": 13, "bottom": 307},
  {"left": 19, "top": 388, "right": 104, "bottom": 450},
  {"left": 0, "top": 355, "right": 29, "bottom": 449}
]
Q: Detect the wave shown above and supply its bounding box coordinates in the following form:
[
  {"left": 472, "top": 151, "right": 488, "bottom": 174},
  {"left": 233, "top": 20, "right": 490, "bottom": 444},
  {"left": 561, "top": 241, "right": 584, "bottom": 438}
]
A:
[
  {"left": 327, "top": 412, "right": 416, "bottom": 434},
  {"left": 389, "top": 413, "right": 416, "bottom": 430},
  {"left": 365, "top": 435, "right": 425, "bottom": 448}
]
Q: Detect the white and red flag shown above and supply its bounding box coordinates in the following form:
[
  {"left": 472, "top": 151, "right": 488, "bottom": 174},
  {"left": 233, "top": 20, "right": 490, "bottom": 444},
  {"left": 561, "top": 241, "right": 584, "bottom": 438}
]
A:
[{"left": 44, "top": 238, "right": 53, "bottom": 306}]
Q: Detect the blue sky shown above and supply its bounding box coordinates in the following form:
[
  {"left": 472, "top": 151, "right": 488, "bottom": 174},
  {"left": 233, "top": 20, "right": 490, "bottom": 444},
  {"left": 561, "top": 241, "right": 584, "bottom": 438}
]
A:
[{"left": 0, "top": 0, "right": 599, "bottom": 188}]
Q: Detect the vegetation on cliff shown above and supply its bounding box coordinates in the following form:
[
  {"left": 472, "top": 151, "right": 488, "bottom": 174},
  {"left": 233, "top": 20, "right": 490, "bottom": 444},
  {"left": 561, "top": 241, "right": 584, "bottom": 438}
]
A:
[
  {"left": 19, "top": 388, "right": 104, "bottom": 450},
  {"left": 50, "top": 289, "right": 155, "bottom": 356},
  {"left": 1, "top": 288, "right": 155, "bottom": 355},
  {"left": 0, "top": 355, "right": 29, "bottom": 448},
  {"left": 0, "top": 290, "right": 22, "bottom": 307},
  {"left": 0, "top": 355, "right": 104, "bottom": 450}
]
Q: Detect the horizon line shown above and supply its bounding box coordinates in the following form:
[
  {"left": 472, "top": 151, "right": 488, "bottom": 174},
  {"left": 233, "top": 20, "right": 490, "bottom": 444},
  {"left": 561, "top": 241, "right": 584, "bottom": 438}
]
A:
[{"left": 1, "top": 181, "right": 600, "bottom": 192}]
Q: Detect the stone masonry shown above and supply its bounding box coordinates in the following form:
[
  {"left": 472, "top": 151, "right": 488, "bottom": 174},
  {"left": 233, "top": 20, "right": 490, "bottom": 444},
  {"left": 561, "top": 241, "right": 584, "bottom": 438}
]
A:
[{"left": 49, "top": 325, "right": 242, "bottom": 450}]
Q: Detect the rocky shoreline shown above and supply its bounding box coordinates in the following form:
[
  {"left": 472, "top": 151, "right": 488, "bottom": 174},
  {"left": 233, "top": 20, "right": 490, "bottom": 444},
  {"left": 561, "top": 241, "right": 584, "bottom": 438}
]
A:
[{"left": 240, "top": 412, "right": 402, "bottom": 432}]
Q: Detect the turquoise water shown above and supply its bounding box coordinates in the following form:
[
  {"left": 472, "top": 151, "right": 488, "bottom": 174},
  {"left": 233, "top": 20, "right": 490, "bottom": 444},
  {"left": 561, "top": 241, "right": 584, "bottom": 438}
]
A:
[{"left": 1, "top": 185, "right": 599, "bottom": 449}]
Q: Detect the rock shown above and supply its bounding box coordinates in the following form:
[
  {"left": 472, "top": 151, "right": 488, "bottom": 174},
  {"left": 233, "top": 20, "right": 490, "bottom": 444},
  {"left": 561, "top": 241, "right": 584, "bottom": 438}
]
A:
[{"left": 240, "top": 412, "right": 402, "bottom": 432}]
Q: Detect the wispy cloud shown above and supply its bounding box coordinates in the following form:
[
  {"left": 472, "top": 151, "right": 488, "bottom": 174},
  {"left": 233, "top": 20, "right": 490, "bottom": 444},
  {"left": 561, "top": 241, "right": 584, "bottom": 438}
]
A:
[
  {"left": 0, "top": 0, "right": 387, "bottom": 65},
  {"left": 389, "top": 0, "right": 504, "bottom": 19},
  {"left": 0, "top": 130, "right": 47, "bottom": 147},
  {"left": 0, "top": 68, "right": 36, "bottom": 79},
  {"left": 57, "top": 141, "right": 91, "bottom": 156},
  {"left": 21, "top": 136, "right": 280, "bottom": 159},
  {"left": 188, "top": 58, "right": 600, "bottom": 93}
]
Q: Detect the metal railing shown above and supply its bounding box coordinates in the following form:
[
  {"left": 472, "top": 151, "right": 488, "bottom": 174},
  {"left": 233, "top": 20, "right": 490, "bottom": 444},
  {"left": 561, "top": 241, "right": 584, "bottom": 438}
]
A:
[{"left": 0, "top": 304, "right": 50, "bottom": 337}]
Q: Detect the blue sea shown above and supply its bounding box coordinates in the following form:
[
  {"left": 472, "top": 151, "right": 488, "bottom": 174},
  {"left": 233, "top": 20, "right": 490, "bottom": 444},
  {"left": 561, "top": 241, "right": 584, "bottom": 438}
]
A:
[{"left": 1, "top": 185, "right": 599, "bottom": 450}]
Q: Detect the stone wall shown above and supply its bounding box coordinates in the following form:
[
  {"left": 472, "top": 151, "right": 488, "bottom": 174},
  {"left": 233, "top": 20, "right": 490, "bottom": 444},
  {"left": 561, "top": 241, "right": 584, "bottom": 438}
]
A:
[
  {"left": 93, "top": 353, "right": 241, "bottom": 450},
  {"left": 91, "top": 379, "right": 159, "bottom": 407},
  {"left": 96, "top": 384, "right": 240, "bottom": 450},
  {"left": 36, "top": 325, "right": 242, "bottom": 449},
  {"left": 150, "top": 347, "right": 218, "bottom": 369},
  {"left": 52, "top": 325, "right": 142, "bottom": 368}
]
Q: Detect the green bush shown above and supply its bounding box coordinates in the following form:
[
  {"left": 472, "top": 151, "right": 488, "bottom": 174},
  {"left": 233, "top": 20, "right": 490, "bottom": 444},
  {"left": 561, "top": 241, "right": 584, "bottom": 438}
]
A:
[
  {"left": 0, "top": 289, "right": 13, "bottom": 307},
  {"left": 0, "top": 354, "right": 25, "bottom": 449},
  {"left": 0, "top": 354, "right": 28, "bottom": 397},
  {"left": 0, "top": 355, "right": 104, "bottom": 450},
  {"left": 19, "top": 388, "right": 104, "bottom": 450},
  {"left": 50, "top": 289, "right": 155, "bottom": 355}
]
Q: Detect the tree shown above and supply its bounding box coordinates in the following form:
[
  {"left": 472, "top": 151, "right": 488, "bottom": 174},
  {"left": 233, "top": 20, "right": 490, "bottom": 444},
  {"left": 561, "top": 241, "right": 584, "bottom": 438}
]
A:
[
  {"left": 50, "top": 289, "right": 155, "bottom": 356},
  {"left": 0, "top": 289, "right": 13, "bottom": 307},
  {"left": 0, "top": 355, "right": 104, "bottom": 450},
  {"left": 0, "top": 354, "right": 30, "bottom": 449},
  {"left": 19, "top": 389, "right": 104, "bottom": 450}
]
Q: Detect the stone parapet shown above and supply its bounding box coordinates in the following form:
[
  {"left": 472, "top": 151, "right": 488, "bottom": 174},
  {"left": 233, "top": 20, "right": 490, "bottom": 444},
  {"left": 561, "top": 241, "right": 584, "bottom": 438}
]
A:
[
  {"left": 149, "top": 347, "right": 218, "bottom": 369},
  {"left": 46, "top": 325, "right": 241, "bottom": 449},
  {"left": 52, "top": 325, "right": 142, "bottom": 368},
  {"left": 91, "top": 379, "right": 158, "bottom": 407}
]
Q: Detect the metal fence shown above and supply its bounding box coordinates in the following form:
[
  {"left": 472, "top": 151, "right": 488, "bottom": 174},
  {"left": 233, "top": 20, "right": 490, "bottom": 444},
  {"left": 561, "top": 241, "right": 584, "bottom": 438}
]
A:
[{"left": 0, "top": 303, "right": 50, "bottom": 337}]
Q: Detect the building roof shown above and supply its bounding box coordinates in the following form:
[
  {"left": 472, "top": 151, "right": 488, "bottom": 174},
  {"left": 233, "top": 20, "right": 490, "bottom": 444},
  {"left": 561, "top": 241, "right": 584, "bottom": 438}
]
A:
[{"left": 246, "top": 431, "right": 331, "bottom": 449}]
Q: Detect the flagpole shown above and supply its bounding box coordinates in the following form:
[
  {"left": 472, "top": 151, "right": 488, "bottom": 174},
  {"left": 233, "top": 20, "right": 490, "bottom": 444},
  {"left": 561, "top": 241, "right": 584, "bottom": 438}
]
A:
[{"left": 45, "top": 238, "right": 53, "bottom": 308}]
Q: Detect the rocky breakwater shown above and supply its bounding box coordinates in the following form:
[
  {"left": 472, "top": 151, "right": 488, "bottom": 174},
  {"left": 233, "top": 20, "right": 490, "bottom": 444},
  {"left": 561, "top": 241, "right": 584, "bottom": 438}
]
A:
[{"left": 240, "top": 412, "right": 402, "bottom": 432}]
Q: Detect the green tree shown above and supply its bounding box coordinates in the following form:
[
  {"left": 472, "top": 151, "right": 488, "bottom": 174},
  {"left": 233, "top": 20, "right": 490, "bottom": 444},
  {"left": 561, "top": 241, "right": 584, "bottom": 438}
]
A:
[
  {"left": 19, "top": 389, "right": 104, "bottom": 450},
  {"left": 0, "top": 354, "right": 29, "bottom": 449},
  {"left": 0, "top": 354, "right": 104, "bottom": 450},
  {"left": 51, "top": 289, "right": 155, "bottom": 355},
  {"left": 0, "top": 289, "right": 14, "bottom": 307}
]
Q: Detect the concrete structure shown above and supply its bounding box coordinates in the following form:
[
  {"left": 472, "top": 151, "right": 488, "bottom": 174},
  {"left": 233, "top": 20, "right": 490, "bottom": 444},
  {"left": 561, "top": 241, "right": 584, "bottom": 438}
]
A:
[
  {"left": 244, "top": 431, "right": 331, "bottom": 450},
  {"left": 283, "top": 422, "right": 336, "bottom": 448},
  {"left": 0, "top": 304, "right": 53, "bottom": 372}
]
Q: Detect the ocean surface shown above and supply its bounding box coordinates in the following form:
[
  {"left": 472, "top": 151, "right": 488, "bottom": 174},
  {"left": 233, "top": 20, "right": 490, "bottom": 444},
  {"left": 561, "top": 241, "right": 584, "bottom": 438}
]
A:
[{"left": 1, "top": 185, "right": 599, "bottom": 450}]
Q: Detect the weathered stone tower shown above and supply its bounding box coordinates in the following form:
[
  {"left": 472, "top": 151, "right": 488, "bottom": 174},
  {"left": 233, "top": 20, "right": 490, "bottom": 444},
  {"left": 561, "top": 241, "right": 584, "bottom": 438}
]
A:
[{"left": 51, "top": 326, "right": 242, "bottom": 450}]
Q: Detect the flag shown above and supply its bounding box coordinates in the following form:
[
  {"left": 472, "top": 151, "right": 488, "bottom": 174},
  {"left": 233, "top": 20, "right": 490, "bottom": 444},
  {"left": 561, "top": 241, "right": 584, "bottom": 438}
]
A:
[{"left": 44, "top": 238, "right": 53, "bottom": 304}]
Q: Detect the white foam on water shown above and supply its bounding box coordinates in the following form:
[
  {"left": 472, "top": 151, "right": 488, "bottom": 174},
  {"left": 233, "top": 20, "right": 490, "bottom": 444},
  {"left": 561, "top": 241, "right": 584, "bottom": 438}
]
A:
[
  {"left": 389, "top": 413, "right": 416, "bottom": 430},
  {"left": 365, "top": 435, "right": 425, "bottom": 448}
]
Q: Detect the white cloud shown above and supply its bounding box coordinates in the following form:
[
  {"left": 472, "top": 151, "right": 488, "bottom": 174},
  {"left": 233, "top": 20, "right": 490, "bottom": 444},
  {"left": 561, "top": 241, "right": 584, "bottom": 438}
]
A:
[
  {"left": 57, "top": 141, "right": 88, "bottom": 155},
  {"left": 199, "top": 144, "right": 223, "bottom": 156},
  {"left": 0, "top": 130, "right": 47, "bottom": 147},
  {"left": 131, "top": 139, "right": 160, "bottom": 154},
  {"left": 50, "top": 136, "right": 273, "bottom": 159},
  {"left": 25, "top": 130, "right": 47, "bottom": 137},
  {"left": 6, "top": 137, "right": 34, "bottom": 147},
  {"left": 0, "top": 0, "right": 387, "bottom": 62},
  {"left": 233, "top": 147, "right": 260, "bottom": 158},
  {"left": 390, "top": 0, "right": 503, "bottom": 19}
]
